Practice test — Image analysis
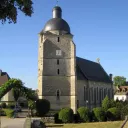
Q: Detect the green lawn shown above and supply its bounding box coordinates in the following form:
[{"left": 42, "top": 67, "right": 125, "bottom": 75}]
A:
[{"left": 46, "top": 121, "right": 123, "bottom": 128}]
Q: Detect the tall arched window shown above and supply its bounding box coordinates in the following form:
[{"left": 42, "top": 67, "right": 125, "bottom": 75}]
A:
[
  {"left": 92, "top": 88, "right": 93, "bottom": 101},
  {"left": 56, "top": 90, "right": 60, "bottom": 100},
  {"left": 84, "top": 86, "right": 85, "bottom": 101},
  {"left": 97, "top": 87, "right": 98, "bottom": 100}
]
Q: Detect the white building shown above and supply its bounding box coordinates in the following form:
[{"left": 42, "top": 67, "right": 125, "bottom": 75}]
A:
[{"left": 114, "top": 86, "right": 128, "bottom": 101}]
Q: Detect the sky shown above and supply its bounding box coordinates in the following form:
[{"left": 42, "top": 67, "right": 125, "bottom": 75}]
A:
[{"left": 0, "top": 0, "right": 128, "bottom": 89}]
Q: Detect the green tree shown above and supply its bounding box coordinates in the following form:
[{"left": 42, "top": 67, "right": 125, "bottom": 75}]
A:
[
  {"left": 113, "top": 76, "right": 126, "bottom": 87},
  {"left": 77, "top": 107, "right": 90, "bottom": 122},
  {"left": 36, "top": 99, "right": 50, "bottom": 119},
  {"left": 0, "top": 78, "right": 38, "bottom": 107},
  {"left": 0, "top": 0, "right": 33, "bottom": 24},
  {"left": 102, "top": 96, "right": 111, "bottom": 111},
  {"left": 28, "top": 100, "right": 36, "bottom": 117}
]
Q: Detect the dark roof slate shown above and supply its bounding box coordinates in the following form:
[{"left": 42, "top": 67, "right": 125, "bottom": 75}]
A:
[{"left": 76, "top": 57, "right": 112, "bottom": 83}]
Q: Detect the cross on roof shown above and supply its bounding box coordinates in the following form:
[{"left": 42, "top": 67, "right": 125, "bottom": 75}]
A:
[{"left": 56, "top": 0, "right": 59, "bottom": 6}]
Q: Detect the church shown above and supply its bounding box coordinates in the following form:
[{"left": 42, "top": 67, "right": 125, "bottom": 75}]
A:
[{"left": 38, "top": 6, "right": 113, "bottom": 113}]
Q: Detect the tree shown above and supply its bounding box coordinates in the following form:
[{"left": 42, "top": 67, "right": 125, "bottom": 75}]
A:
[
  {"left": 102, "top": 96, "right": 111, "bottom": 111},
  {"left": 0, "top": 0, "right": 33, "bottom": 24},
  {"left": 28, "top": 100, "right": 36, "bottom": 117},
  {"left": 36, "top": 99, "right": 50, "bottom": 118},
  {"left": 113, "top": 76, "right": 126, "bottom": 87}
]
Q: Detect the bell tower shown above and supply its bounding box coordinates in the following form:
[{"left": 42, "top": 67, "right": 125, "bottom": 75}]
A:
[{"left": 38, "top": 6, "right": 77, "bottom": 113}]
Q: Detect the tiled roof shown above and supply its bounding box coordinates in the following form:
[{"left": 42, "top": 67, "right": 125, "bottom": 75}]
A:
[
  {"left": 76, "top": 57, "right": 112, "bottom": 83},
  {"left": 0, "top": 72, "right": 10, "bottom": 86}
]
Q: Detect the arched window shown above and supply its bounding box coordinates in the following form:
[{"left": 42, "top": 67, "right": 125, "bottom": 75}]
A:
[
  {"left": 57, "top": 37, "right": 60, "bottom": 42},
  {"left": 97, "top": 87, "right": 98, "bottom": 100},
  {"left": 92, "top": 88, "right": 93, "bottom": 101},
  {"left": 56, "top": 90, "right": 60, "bottom": 100},
  {"left": 84, "top": 86, "right": 85, "bottom": 101},
  {"left": 57, "top": 69, "right": 60, "bottom": 75}
]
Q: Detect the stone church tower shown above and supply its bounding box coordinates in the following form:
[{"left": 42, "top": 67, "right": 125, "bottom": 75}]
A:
[{"left": 38, "top": 6, "right": 77, "bottom": 112}]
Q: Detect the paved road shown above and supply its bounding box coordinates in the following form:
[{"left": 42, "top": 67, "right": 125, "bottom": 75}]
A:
[{"left": 1, "top": 117, "right": 26, "bottom": 128}]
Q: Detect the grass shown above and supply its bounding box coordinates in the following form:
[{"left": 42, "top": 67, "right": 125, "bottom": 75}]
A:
[{"left": 46, "top": 121, "right": 123, "bottom": 128}]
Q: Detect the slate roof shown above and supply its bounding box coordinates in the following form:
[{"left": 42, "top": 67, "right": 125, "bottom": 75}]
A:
[
  {"left": 76, "top": 57, "right": 112, "bottom": 83},
  {"left": 0, "top": 72, "right": 10, "bottom": 86}
]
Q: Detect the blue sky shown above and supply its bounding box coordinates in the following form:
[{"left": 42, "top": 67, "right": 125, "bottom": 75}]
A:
[{"left": 0, "top": 0, "right": 128, "bottom": 89}]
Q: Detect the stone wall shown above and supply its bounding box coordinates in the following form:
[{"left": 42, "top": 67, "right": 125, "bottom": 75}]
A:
[{"left": 77, "top": 80, "right": 113, "bottom": 109}]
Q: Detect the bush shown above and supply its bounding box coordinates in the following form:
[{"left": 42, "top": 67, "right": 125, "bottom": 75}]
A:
[
  {"left": 54, "top": 112, "right": 62, "bottom": 124},
  {"left": 36, "top": 99, "right": 50, "bottom": 118},
  {"left": 93, "top": 107, "right": 106, "bottom": 122},
  {"left": 32, "top": 120, "right": 46, "bottom": 128},
  {"left": 107, "top": 107, "right": 120, "bottom": 121},
  {"left": 89, "top": 111, "right": 97, "bottom": 122},
  {"left": 8, "top": 103, "right": 15, "bottom": 109},
  {"left": 77, "top": 107, "right": 90, "bottom": 122},
  {"left": 116, "top": 102, "right": 123, "bottom": 110},
  {"left": 0, "top": 109, "right": 6, "bottom": 116},
  {"left": 59, "top": 108, "right": 74, "bottom": 123},
  {"left": 110, "top": 99, "right": 116, "bottom": 108},
  {"left": 73, "top": 114, "right": 80, "bottom": 123},
  {"left": 3, "top": 109, "right": 14, "bottom": 118},
  {"left": 102, "top": 96, "right": 111, "bottom": 111},
  {"left": 1, "top": 103, "right": 7, "bottom": 108},
  {"left": 121, "top": 105, "right": 128, "bottom": 120}
]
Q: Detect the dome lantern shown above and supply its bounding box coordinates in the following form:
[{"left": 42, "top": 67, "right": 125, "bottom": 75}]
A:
[
  {"left": 53, "top": 6, "right": 62, "bottom": 18},
  {"left": 42, "top": 6, "right": 71, "bottom": 34}
]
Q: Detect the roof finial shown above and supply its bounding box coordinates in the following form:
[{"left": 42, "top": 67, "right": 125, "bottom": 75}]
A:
[{"left": 56, "top": 0, "right": 59, "bottom": 6}]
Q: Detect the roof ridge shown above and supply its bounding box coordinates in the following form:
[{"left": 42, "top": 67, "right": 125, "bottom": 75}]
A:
[{"left": 76, "top": 56, "right": 100, "bottom": 65}]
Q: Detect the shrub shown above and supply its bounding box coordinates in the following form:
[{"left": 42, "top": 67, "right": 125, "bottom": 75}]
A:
[
  {"left": 102, "top": 96, "right": 111, "bottom": 111},
  {"left": 32, "top": 120, "right": 46, "bottom": 128},
  {"left": 3, "top": 109, "right": 14, "bottom": 118},
  {"left": 59, "top": 108, "right": 74, "bottom": 123},
  {"left": 116, "top": 102, "right": 123, "bottom": 110},
  {"left": 1, "top": 102, "right": 7, "bottom": 108},
  {"left": 0, "top": 109, "right": 6, "bottom": 116},
  {"left": 77, "top": 107, "right": 90, "bottom": 122},
  {"left": 8, "top": 103, "right": 15, "bottom": 109},
  {"left": 54, "top": 112, "right": 62, "bottom": 124},
  {"left": 36, "top": 99, "right": 50, "bottom": 118},
  {"left": 110, "top": 99, "right": 116, "bottom": 108},
  {"left": 107, "top": 107, "right": 120, "bottom": 121},
  {"left": 121, "top": 105, "right": 128, "bottom": 120},
  {"left": 73, "top": 114, "right": 80, "bottom": 123},
  {"left": 89, "top": 111, "right": 97, "bottom": 122},
  {"left": 93, "top": 107, "right": 106, "bottom": 122}
]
